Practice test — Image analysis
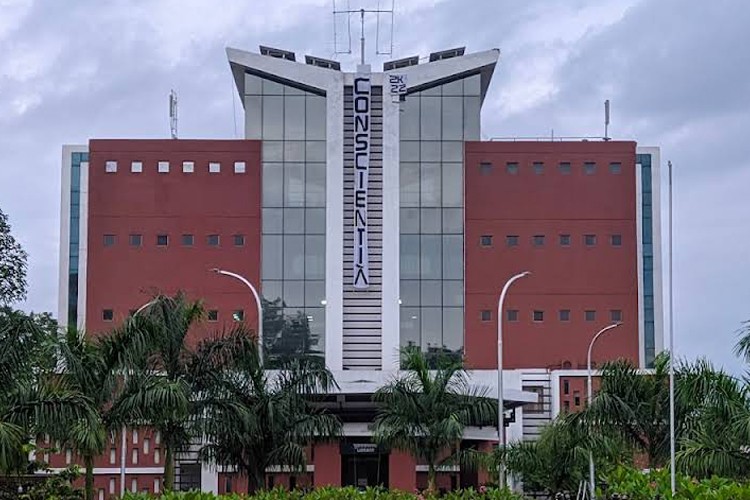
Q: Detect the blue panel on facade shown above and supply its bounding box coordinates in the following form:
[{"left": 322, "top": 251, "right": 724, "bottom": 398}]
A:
[
  {"left": 67, "top": 151, "right": 87, "bottom": 328},
  {"left": 637, "top": 153, "right": 655, "bottom": 367}
]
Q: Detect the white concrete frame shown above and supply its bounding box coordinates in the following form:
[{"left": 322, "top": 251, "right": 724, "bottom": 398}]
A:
[{"left": 58, "top": 145, "right": 88, "bottom": 328}]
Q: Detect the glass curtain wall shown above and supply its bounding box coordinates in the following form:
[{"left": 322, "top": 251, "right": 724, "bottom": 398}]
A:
[
  {"left": 399, "top": 74, "right": 481, "bottom": 365},
  {"left": 244, "top": 73, "right": 326, "bottom": 367},
  {"left": 637, "top": 153, "right": 656, "bottom": 368}
]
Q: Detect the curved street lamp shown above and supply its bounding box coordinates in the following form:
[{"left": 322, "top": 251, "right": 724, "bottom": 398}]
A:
[
  {"left": 210, "top": 268, "right": 263, "bottom": 364},
  {"left": 586, "top": 322, "right": 622, "bottom": 499}
]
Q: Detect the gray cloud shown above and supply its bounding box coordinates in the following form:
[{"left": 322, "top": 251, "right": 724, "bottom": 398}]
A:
[{"left": 1, "top": 0, "right": 748, "bottom": 372}]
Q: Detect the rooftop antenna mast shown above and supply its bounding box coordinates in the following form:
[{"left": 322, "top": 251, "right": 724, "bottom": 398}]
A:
[
  {"left": 169, "top": 89, "right": 178, "bottom": 139},
  {"left": 604, "top": 99, "right": 610, "bottom": 141},
  {"left": 332, "top": 0, "right": 394, "bottom": 65}
]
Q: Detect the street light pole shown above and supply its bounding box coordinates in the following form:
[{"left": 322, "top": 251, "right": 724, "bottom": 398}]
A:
[
  {"left": 668, "top": 160, "right": 676, "bottom": 495},
  {"left": 497, "top": 271, "right": 531, "bottom": 490},
  {"left": 211, "top": 268, "right": 263, "bottom": 364},
  {"left": 586, "top": 322, "right": 621, "bottom": 499}
]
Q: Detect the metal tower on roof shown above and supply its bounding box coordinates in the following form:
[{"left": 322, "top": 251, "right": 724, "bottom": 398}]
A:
[{"left": 332, "top": 0, "right": 394, "bottom": 65}]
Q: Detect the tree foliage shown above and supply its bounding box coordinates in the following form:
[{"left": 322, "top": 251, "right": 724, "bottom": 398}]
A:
[{"left": 0, "top": 208, "right": 28, "bottom": 305}]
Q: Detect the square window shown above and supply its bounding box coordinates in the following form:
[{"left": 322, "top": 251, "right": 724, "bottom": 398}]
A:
[
  {"left": 102, "top": 309, "right": 114, "bottom": 321},
  {"left": 559, "top": 234, "right": 571, "bottom": 246},
  {"left": 584, "top": 162, "right": 596, "bottom": 175},
  {"left": 207, "top": 234, "right": 220, "bottom": 246},
  {"left": 233, "top": 310, "right": 245, "bottom": 321},
  {"left": 209, "top": 162, "right": 221, "bottom": 173},
  {"left": 533, "top": 310, "right": 544, "bottom": 322},
  {"left": 480, "top": 235, "right": 493, "bottom": 247},
  {"left": 584, "top": 234, "right": 597, "bottom": 247},
  {"left": 507, "top": 309, "right": 519, "bottom": 322},
  {"left": 234, "top": 162, "right": 246, "bottom": 174},
  {"left": 131, "top": 161, "right": 143, "bottom": 173},
  {"left": 506, "top": 162, "right": 519, "bottom": 175},
  {"left": 233, "top": 234, "right": 245, "bottom": 246},
  {"left": 105, "top": 160, "right": 117, "bottom": 173},
  {"left": 156, "top": 234, "right": 169, "bottom": 247},
  {"left": 533, "top": 162, "right": 544, "bottom": 175},
  {"left": 207, "top": 310, "right": 218, "bottom": 322},
  {"left": 182, "top": 161, "right": 194, "bottom": 173},
  {"left": 103, "top": 234, "right": 116, "bottom": 247},
  {"left": 611, "top": 234, "right": 622, "bottom": 247},
  {"left": 480, "top": 310, "right": 491, "bottom": 321},
  {"left": 506, "top": 235, "right": 519, "bottom": 247},
  {"left": 181, "top": 234, "right": 194, "bottom": 246},
  {"left": 559, "top": 309, "right": 571, "bottom": 321},
  {"left": 479, "top": 162, "right": 493, "bottom": 175},
  {"left": 585, "top": 310, "right": 596, "bottom": 322},
  {"left": 558, "top": 162, "right": 571, "bottom": 175},
  {"left": 532, "top": 235, "right": 545, "bottom": 247},
  {"left": 157, "top": 161, "right": 170, "bottom": 173},
  {"left": 610, "top": 310, "right": 623, "bottom": 322},
  {"left": 609, "top": 162, "right": 622, "bottom": 174}
]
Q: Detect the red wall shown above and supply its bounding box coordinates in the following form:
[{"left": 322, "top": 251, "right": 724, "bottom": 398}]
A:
[
  {"left": 465, "top": 141, "right": 639, "bottom": 369},
  {"left": 313, "top": 442, "right": 342, "bottom": 487},
  {"left": 85, "top": 139, "right": 262, "bottom": 341},
  {"left": 389, "top": 450, "right": 416, "bottom": 491}
]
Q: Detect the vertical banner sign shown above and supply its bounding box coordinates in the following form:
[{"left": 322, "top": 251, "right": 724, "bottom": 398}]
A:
[{"left": 353, "top": 73, "right": 371, "bottom": 289}]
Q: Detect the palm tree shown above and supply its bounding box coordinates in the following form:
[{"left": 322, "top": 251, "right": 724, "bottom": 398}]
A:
[
  {"left": 196, "top": 328, "right": 341, "bottom": 493},
  {"left": 111, "top": 292, "right": 204, "bottom": 491},
  {"left": 372, "top": 347, "right": 497, "bottom": 492},
  {"left": 0, "top": 308, "right": 96, "bottom": 475},
  {"left": 56, "top": 327, "right": 121, "bottom": 500}
]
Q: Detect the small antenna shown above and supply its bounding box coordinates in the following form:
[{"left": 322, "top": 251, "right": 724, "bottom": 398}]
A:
[
  {"left": 332, "top": 0, "right": 395, "bottom": 65},
  {"left": 169, "top": 89, "right": 178, "bottom": 139},
  {"left": 604, "top": 99, "right": 610, "bottom": 141}
]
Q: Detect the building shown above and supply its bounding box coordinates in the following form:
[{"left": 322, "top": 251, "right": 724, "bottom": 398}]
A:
[{"left": 58, "top": 45, "right": 663, "bottom": 496}]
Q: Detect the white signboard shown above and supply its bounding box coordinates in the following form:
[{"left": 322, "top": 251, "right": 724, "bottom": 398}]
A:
[{"left": 353, "top": 73, "right": 371, "bottom": 289}]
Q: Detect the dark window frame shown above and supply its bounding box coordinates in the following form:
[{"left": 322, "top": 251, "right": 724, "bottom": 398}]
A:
[{"left": 480, "top": 235, "right": 493, "bottom": 247}]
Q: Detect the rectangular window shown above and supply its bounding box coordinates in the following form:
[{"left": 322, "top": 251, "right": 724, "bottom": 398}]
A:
[
  {"left": 207, "top": 234, "right": 220, "bottom": 246},
  {"left": 155, "top": 431, "right": 160, "bottom": 445},
  {"left": 506, "top": 162, "right": 519, "bottom": 175},
  {"left": 479, "top": 161, "right": 493, "bottom": 175},
  {"left": 584, "top": 162, "right": 596, "bottom": 175},
  {"left": 129, "top": 234, "right": 142, "bottom": 247},
  {"left": 132, "top": 448, "right": 138, "bottom": 465},
  {"left": 233, "top": 310, "right": 244, "bottom": 322},
  {"left": 109, "top": 478, "right": 116, "bottom": 494},
  {"left": 584, "top": 234, "right": 597, "bottom": 247},
  {"left": 105, "top": 160, "right": 117, "bottom": 173},
  {"left": 233, "top": 234, "right": 245, "bottom": 246},
  {"left": 558, "top": 162, "right": 571, "bottom": 175},
  {"left": 481, "top": 310, "right": 491, "bottom": 321},
  {"left": 507, "top": 309, "right": 519, "bottom": 322},
  {"left": 156, "top": 234, "right": 169, "bottom": 247},
  {"left": 143, "top": 438, "right": 150, "bottom": 454},
  {"left": 234, "top": 161, "right": 246, "bottom": 173},
  {"left": 506, "top": 235, "right": 519, "bottom": 247},
  {"left": 563, "top": 379, "right": 570, "bottom": 395},
  {"left": 154, "top": 448, "right": 160, "bottom": 464},
  {"left": 181, "top": 234, "right": 194, "bottom": 246},
  {"left": 209, "top": 162, "right": 221, "bottom": 173},
  {"left": 207, "top": 310, "right": 218, "bottom": 322},
  {"left": 609, "top": 162, "right": 622, "bottom": 174},
  {"left": 585, "top": 310, "right": 596, "bottom": 322},
  {"left": 574, "top": 391, "right": 581, "bottom": 406},
  {"left": 610, "top": 310, "right": 623, "bottom": 322},
  {"left": 559, "top": 234, "right": 571, "bottom": 246},
  {"left": 480, "top": 235, "right": 493, "bottom": 247},
  {"left": 132, "top": 429, "right": 138, "bottom": 444},
  {"left": 563, "top": 400, "right": 570, "bottom": 412},
  {"left": 131, "top": 479, "right": 137, "bottom": 493},
  {"left": 109, "top": 448, "right": 116, "bottom": 465},
  {"left": 532, "top": 235, "right": 545, "bottom": 247},
  {"left": 102, "top": 309, "right": 114, "bottom": 322},
  {"left": 611, "top": 234, "right": 622, "bottom": 246},
  {"left": 131, "top": 161, "right": 143, "bottom": 173},
  {"left": 559, "top": 309, "right": 570, "bottom": 321},
  {"left": 157, "top": 161, "right": 170, "bottom": 173},
  {"left": 533, "top": 162, "right": 544, "bottom": 175},
  {"left": 153, "top": 479, "right": 160, "bottom": 494},
  {"left": 182, "top": 161, "right": 194, "bottom": 173},
  {"left": 533, "top": 310, "right": 544, "bottom": 322},
  {"left": 103, "top": 234, "right": 116, "bottom": 247},
  {"left": 98, "top": 489, "right": 105, "bottom": 500},
  {"left": 65, "top": 448, "right": 72, "bottom": 464}
]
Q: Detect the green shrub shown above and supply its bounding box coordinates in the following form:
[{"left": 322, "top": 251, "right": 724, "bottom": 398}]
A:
[
  {"left": 604, "top": 466, "right": 750, "bottom": 500},
  {"left": 121, "top": 486, "right": 522, "bottom": 500}
]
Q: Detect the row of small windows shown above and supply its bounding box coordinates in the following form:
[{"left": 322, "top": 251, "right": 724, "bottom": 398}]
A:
[
  {"left": 103, "top": 233, "right": 246, "bottom": 247},
  {"left": 104, "top": 160, "right": 246, "bottom": 174},
  {"left": 480, "top": 233, "right": 622, "bottom": 248},
  {"left": 480, "top": 161, "right": 622, "bottom": 176},
  {"left": 480, "top": 309, "right": 623, "bottom": 323},
  {"left": 102, "top": 309, "right": 244, "bottom": 322}
]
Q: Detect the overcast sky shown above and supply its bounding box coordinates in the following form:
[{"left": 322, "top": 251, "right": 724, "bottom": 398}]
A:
[{"left": 1, "top": 0, "right": 748, "bottom": 372}]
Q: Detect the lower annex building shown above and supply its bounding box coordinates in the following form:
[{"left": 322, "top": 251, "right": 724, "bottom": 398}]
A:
[{"left": 56, "top": 44, "right": 664, "bottom": 496}]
